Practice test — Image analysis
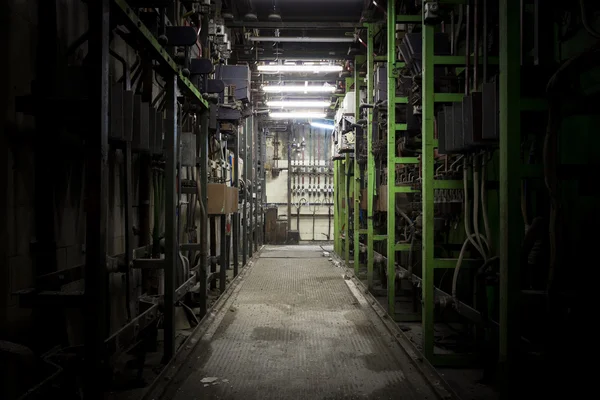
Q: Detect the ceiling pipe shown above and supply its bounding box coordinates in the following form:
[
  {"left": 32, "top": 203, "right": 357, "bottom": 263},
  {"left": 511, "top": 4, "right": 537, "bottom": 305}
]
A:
[{"left": 249, "top": 36, "right": 355, "bottom": 43}]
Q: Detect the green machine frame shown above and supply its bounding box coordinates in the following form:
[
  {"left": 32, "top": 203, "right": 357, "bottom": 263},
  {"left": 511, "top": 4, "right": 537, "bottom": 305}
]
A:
[{"left": 346, "top": 0, "right": 522, "bottom": 377}]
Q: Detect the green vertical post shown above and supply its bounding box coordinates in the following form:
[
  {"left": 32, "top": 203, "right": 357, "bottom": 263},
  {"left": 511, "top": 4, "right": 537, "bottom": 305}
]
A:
[
  {"left": 499, "top": 0, "right": 521, "bottom": 394},
  {"left": 354, "top": 56, "right": 365, "bottom": 275},
  {"left": 344, "top": 155, "right": 351, "bottom": 266},
  {"left": 334, "top": 159, "right": 340, "bottom": 254},
  {"left": 421, "top": 18, "right": 436, "bottom": 359},
  {"left": 366, "top": 24, "right": 375, "bottom": 289},
  {"left": 386, "top": 0, "right": 396, "bottom": 314}
]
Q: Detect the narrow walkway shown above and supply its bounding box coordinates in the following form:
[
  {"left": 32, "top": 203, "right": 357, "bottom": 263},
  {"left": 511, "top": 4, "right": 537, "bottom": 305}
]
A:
[{"left": 166, "top": 245, "right": 441, "bottom": 400}]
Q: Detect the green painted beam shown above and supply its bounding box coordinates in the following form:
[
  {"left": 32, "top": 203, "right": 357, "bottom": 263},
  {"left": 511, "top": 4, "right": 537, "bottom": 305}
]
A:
[
  {"left": 395, "top": 97, "right": 409, "bottom": 104},
  {"left": 396, "top": 15, "right": 422, "bottom": 23},
  {"left": 395, "top": 123, "right": 408, "bottom": 131},
  {"left": 386, "top": 0, "right": 397, "bottom": 315},
  {"left": 395, "top": 157, "right": 420, "bottom": 164},
  {"left": 434, "top": 93, "right": 464, "bottom": 103},
  {"left": 499, "top": 0, "right": 522, "bottom": 393},
  {"left": 394, "top": 186, "right": 419, "bottom": 193},
  {"left": 421, "top": 20, "right": 436, "bottom": 361},
  {"left": 394, "top": 243, "right": 412, "bottom": 251},
  {"left": 366, "top": 24, "right": 376, "bottom": 290},
  {"left": 345, "top": 156, "right": 351, "bottom": 267},
  {"left": 113, "top": 0, "right": 209, "bottom": 108},
  {"left": 354, "top": 56, "right": 365, "bottom": 276},
  {"left": 433, "top": 180, "right": 463, "bottom": 189},
  {"left": 374, "top": 235, "right": 387, "bottom": 241},
  {"left": 334, "top": 159, "right": 340, "bottom": 254}
]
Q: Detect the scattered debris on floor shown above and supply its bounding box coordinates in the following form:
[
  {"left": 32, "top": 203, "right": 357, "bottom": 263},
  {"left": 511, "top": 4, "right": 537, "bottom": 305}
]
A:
[
  {"left": 200, "top": 377, "right": 219, "bottom": 384},
  {"left": 322, "top": 251, "right": 330, "bottom": 257}
]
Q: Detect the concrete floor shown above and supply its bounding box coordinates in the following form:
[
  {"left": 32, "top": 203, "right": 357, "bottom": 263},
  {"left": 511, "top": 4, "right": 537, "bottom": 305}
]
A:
[{"left": 161, "top": 245, "right": 442, "bottom": 400}]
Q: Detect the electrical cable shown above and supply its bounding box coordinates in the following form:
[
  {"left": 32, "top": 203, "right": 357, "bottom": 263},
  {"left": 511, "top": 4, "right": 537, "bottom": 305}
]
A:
[
  {"left": 462, "top": 158, "right": 486, "bottom": 259},
  {"left": 481, "top": 153, "right": 492, "bottom": 252},
  {"left": 451, "top": 233, "right": 490, "bottom": 305},
  {"left": 473, "top": 155, "right": 487, "bottom": 260}
]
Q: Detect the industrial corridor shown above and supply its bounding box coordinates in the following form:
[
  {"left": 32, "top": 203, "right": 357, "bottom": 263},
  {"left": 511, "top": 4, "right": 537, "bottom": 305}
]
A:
[{"left": 155, "top": 245, "right": 445, "bottom": 400}]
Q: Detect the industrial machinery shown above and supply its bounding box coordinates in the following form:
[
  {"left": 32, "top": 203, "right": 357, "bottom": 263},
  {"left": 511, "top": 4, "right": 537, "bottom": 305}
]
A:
[
  {"left": 6, "top": 1, "right": 264, "bottom": 398},
  {"left": 332, "top": 0, "right": 592, "bottom": 396}
]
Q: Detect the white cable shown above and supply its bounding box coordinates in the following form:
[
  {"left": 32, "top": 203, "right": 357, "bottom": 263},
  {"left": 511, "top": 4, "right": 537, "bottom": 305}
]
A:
[
  {"left": 451, "top": 233, "right": 489, "bottom": 305},
  {"left": 481, "top": 156, "right": 492, "bottom": 254},
  {"left": 473, "top": 156, "right": 487, "bottom": 260},
  {"left": 463, "top": 159, "right": 486, "bottom": 259}
]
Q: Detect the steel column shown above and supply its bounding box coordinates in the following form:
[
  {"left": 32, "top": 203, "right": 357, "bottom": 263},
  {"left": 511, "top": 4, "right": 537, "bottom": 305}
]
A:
[
  {"left": 333, "top": 159, "right": 340, "bottom": 253},
  {"left": 242, "top": 120, "right": 248, "bottom": 266},
  {"left": 247, "top": 117, "right": 253, "bottom": 258},
  {"left": 84, "top": 0, "right": 110, "bottom": 397},
  {"left": 210, "top": 216, "right": 217, "bottom": 289},
  {"left": 353, "top": 56, "right": 365, "bottom": 275},
  {"left": 199, "top": 110, "right": 209, "bottom": 316},
  {"left": 344, "top": 155, "right": 350, "bottom": 266},
  {"left": 366, "top": 23, "right": 375, "bottom": 289},
  {"left": 499, "top": 0, "right": 522, "bottom": 394},
  {"left": 386, "top": 0, "right": 397, "bottom": 314},
  {"left": 220, "top": 216, "right": 227, "bottom": 293},
  {"left": 163, "top": 73, "right": 179, "bottom": 362},
  {"left": 233, "top": 131, "right": 239, "bottom": 276},
  {"left": 421, "top": 17, "right": 436, "bottom": 360}
]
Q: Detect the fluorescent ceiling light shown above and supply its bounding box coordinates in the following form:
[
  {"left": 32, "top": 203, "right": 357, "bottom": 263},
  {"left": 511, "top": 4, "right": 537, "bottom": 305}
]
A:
[
  {"left": 257, "top": 65, "right": 343, "bottom": 73},
  {"left": 269, "top": 112, "right": 327, "bottom": 119},
  {"left": 262, "top": 85, "right": 336, "bottom": 93},
  {"left": 267, "top": 100, "right": 330, "bottom": 108},
  {"left": 310, "top": 122, "right": 335, "bottom": 130}
]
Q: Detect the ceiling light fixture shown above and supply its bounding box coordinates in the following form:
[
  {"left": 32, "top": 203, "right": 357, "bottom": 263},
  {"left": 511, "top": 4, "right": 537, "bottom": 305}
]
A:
[
  {"left": 269, "top": 111, "right": 327, "bottom": 119},
  {"left": 262, "top": 85, "right": 336, "bottom": 93},
  {"left": 257, "top": 65, "right": 343, "bottom": 73},
  {"left": 267, "top": 100, "right": 330, "bottom": 108},
  {"left": 310, "top": 122, "right": 335, "bottom": 130}
]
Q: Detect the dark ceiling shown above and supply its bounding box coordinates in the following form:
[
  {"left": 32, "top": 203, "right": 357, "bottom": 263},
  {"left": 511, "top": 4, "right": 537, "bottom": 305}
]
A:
[{"left": 248, "top": 0, "right": 366, "bottom": 22}]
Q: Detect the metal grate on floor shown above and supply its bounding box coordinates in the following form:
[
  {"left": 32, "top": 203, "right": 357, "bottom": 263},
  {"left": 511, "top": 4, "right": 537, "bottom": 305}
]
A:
[{"left": 165, "top": 247, "right": 440, "bottom": 400}]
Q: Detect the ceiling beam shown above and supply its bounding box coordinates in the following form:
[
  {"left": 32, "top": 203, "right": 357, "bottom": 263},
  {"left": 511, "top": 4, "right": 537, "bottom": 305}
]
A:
[{"left": 225, "top": 21, "right": 360, "bottom": 29}]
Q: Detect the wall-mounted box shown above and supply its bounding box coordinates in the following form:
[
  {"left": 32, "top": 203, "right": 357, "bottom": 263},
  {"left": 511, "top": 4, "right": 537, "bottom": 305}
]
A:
[
  {"left": 227, "top": 187, "right": 239, "bottom": 212},
  {"left": 207, "top": 183, "right": 228, "bottom": 215}
]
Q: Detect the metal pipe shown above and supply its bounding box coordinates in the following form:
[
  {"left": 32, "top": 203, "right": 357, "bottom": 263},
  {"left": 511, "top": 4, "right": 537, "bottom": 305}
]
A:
[
  {"left": 163, "top": 73, "right": 179, "bottom": 362},
  {"left": 199, "top": 110, "right": 209, "bottom": 316},
  {"left": 233, "top": 130, "right": 240, "bottom": 276},
  {"left": 220, "top": 216, "right": 227, "bottom": 293},
  {"left": 248, "top": 36, "right": 354, "bottom": 42}
]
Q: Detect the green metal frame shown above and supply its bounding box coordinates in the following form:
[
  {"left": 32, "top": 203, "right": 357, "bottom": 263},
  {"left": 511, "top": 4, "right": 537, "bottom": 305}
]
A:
[
  {"left": 421, "top": 16, "right": 436, "bottom": 361},
  {"left": 334, "top": 159, "right": 340, "bottom": 254},
  {"left": 112, "top": 0, "right": 209, "bottom": 108},
  {"left": 366, "top": 24, "right": 375, "bottom": 289},
  {"left": 499, "top": 0, "right": 521, "bottom": 391},
  {"left": 354, "top": 55, "right": 366, "bottom": 275}
]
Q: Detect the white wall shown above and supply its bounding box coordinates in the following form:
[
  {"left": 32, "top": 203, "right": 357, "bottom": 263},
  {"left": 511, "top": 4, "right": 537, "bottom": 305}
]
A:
[{"left": 265, "top": 159, "right": 334, "bottom": 241}]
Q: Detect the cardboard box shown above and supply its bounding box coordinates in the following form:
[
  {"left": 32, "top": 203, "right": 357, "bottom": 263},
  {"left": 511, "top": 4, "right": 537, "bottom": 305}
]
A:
[
  {"left": 207, "top": 183, "right": 228, "bottom": 214},
  {"left": 227, "top": 187, "right": 239, "bottom": 212}
]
